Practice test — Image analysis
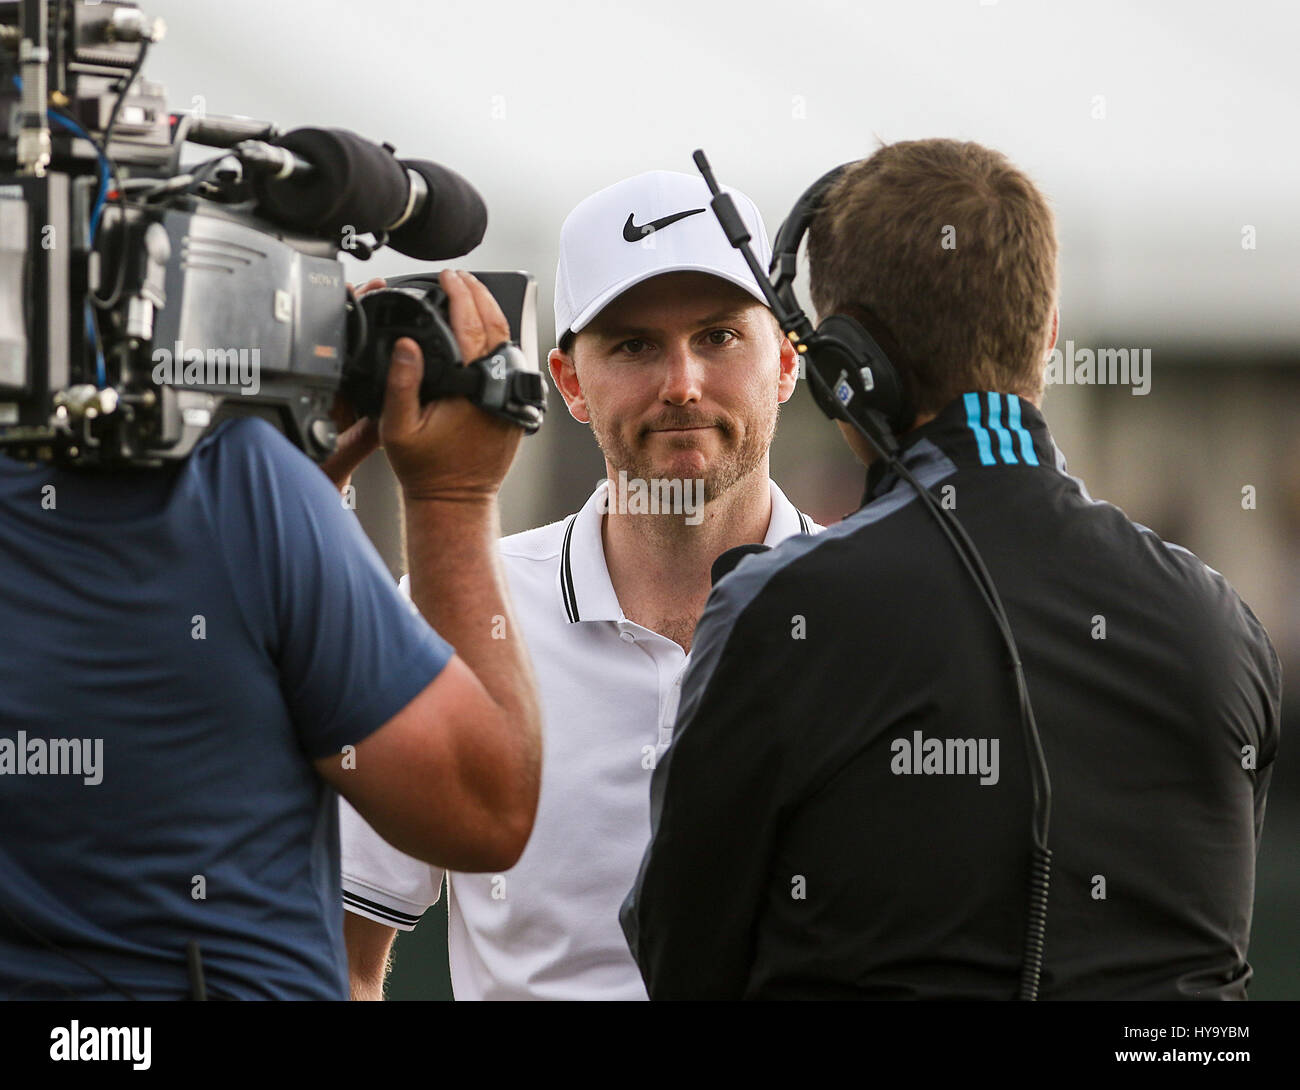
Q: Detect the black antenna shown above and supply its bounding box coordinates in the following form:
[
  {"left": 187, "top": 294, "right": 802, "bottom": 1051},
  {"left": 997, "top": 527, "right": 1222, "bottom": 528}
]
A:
[{"left": 692, "top": 149, "right": 810, "bottom": 341}]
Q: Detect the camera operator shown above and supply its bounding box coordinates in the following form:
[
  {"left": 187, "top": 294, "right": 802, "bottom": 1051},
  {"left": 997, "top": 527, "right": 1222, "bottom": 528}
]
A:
[
  {"left": 621, "top": 139, "right": 1282, "bottom": 1000},
  {"left": 0, "top": 268, "right": 541, "bottom": 1000}
]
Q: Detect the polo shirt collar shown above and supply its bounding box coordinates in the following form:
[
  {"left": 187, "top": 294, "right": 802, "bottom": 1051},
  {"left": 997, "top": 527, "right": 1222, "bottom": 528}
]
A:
[{"left": 558, "top": 478, "right": 810, "bottom": 624}]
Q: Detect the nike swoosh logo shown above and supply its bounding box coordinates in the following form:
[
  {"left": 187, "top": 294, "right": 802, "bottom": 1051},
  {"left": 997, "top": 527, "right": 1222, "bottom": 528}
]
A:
[{"left": 623, "top": 208, "right": 706, "bottom": 242}]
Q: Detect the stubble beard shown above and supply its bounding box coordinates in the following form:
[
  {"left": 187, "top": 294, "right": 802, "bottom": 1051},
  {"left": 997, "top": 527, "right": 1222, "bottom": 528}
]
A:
[{"left": 590, "top": 404, "right": 778, "bottom": 504}]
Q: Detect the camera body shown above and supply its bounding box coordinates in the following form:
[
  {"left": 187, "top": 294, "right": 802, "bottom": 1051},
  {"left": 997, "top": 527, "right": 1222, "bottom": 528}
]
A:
[
  {"left": 0, "top": 0, "right": 541, "bottom": 468},
  {"left": 344, "top": 272, "right": 543, "bottom": 434}
]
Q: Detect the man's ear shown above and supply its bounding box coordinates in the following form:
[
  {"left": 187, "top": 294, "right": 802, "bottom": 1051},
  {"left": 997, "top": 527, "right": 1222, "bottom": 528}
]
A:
[
  {"left": 776, "top": 329, "right": 798, "bottom": 404},
  {"left": 548, "top": 347, "right": 590, "bottom": 424}
]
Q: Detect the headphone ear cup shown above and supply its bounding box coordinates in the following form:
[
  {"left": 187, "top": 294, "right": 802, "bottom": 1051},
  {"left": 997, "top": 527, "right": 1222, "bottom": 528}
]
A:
[
  {"left": 801, "top": 342, "right": 845, "bottom": 420},
  {"left": 813, "top": 314, "right": 910, "bottom": 434}
]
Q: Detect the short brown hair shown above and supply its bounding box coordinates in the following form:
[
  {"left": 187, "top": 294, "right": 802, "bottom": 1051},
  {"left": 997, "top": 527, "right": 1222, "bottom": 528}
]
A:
[{"left": 807, "top": 139, "right": 1058, "bottom": 416}]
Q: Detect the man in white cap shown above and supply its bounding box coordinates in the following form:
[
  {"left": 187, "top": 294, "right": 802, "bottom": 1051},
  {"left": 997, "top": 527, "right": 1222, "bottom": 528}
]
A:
[{"left": 339, "top": 170, "right": 821, "bottom": 1000}]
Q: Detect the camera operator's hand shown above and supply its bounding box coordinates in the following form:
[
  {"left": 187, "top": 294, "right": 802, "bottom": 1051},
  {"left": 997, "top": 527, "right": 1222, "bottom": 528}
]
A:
[
  {"left": 380, "top": 269, "right": 523, "bottom": 501},
  {"left": 320, "top": 278, "right": 388, "bottom": 494},
  {"left": 327, "top": 268, "right": 542, "bottom": 890}
]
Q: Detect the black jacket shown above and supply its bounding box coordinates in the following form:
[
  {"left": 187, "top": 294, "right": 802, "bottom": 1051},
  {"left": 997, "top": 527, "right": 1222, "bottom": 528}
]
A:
[{"left": 620, "top": 392, "right": 1281, "bottom": 1000}]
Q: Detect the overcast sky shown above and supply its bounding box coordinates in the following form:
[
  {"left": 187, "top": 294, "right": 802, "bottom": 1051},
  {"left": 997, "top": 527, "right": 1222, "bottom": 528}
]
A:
[{"left": 142, "top": 0, "right": 1299, "bottom": 354}]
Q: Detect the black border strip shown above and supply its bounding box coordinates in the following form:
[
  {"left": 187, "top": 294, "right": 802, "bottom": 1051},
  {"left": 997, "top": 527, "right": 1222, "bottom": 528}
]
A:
[
  {"left": 560, "top": 514, "right": 580, "bottom": 622},
  {"left": 342, "top": 889, "right": 424, "bottom": 927}
]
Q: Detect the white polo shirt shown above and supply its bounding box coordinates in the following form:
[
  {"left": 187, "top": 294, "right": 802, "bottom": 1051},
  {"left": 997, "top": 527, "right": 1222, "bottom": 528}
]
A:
[{"left": 339, "top": 478, "right": 820, "bottom": 1000}]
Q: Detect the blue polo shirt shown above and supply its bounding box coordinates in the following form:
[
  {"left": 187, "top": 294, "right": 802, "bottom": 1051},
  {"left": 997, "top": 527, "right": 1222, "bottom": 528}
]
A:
[{"left": 0, "top": 418, "right": 453, "bottom": 1000}]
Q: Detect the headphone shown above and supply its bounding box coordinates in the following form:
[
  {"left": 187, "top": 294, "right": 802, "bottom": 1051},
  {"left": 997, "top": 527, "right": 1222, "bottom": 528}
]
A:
[
  {"left": 766, "top": 163, "right": 913, "bottom": 447},
  {"left": 693, "top": 150, "right": 1054, "bottom": 1001}
]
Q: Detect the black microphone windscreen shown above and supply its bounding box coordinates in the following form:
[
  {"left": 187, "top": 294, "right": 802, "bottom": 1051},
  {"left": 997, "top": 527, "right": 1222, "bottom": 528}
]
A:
[
  {"left": 254, "top": 127, "right": 408, "bottom": 237},
  {"left": 711, "top": 543, "right": 771, "bottom": 587},
  {"left": 388, "top": 159, "right": 488, "bottom": 260}
]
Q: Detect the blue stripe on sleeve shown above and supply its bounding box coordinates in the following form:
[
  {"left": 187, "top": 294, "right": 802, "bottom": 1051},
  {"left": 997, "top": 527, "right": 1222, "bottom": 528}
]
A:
[
  {"left": 1007, "top": 395, "right": 1039, "bottom": 466},
  {"left": 986, "top": 391, "right": 1018, "bottom": 465},
  {"left": 964, "top": 392, "right": 997, "bottom": 466}
]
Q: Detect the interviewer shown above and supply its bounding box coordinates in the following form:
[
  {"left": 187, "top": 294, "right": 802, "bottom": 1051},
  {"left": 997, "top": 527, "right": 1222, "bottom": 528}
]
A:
[
  {"left": 0, "top": 268, "right": 541, "bottom": 1000},
  {"left": 621, "top": 140, "right": 1281, "bottom": 1000}
]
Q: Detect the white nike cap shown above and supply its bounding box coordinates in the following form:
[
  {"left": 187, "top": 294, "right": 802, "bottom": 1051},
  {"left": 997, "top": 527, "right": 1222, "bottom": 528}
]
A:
[{"left": 554, "top": 170, "right": 773, "bottom": 344}]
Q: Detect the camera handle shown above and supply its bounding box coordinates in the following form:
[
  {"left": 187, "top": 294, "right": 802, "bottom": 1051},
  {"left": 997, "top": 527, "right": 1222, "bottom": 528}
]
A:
[{"left": 436, "top": 341, "right": 546, "bottom": 435}]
